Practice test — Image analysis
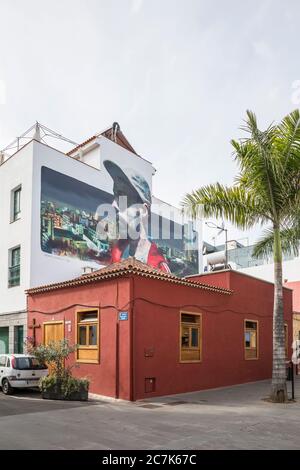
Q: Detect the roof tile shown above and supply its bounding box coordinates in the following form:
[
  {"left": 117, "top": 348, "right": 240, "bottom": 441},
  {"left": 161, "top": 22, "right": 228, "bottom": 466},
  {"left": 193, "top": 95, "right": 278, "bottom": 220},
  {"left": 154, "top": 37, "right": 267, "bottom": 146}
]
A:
[{"left": 26, "top": 257, "right": 232, "bottom": 295}]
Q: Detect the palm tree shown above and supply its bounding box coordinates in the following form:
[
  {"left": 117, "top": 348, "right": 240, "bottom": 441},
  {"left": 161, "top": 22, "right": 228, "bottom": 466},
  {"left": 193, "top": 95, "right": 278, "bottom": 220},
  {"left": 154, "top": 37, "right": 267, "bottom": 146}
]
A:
[{"left": 183, "top": 110, "right": 300, "bottom": 402}]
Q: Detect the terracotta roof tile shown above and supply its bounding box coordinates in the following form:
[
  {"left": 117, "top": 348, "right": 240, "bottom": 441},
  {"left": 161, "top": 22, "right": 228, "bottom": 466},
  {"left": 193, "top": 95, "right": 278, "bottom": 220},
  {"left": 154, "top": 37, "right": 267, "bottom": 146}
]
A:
[
  {"left": 67, "top": 126, "right": 137, "bottom": 156},
  {"left": 26, "top": 258, "right": 232, "bottom": 295},
  {"left": 67, "top": 135, "right": 97, "bottom": 155}
]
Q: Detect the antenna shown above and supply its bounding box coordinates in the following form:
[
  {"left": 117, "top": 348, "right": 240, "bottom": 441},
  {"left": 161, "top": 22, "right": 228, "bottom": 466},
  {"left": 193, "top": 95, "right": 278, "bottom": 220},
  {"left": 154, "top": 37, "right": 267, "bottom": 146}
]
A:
[{"left": 217, "top": 221, "right": 225, "bottom": 236}]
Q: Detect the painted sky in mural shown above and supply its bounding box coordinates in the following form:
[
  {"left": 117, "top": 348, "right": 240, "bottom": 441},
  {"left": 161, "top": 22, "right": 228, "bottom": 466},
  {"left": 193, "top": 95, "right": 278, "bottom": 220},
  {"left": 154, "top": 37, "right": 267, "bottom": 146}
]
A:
[{"left": 41, "top": 166, "right": 198, "bottom": 277}]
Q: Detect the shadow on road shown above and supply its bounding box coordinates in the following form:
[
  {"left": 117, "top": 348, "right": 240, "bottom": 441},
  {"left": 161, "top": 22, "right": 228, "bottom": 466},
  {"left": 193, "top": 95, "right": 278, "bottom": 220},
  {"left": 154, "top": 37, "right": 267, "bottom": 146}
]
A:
[{"left": 0, "top": 388, "right": 102, "bottom": 418}]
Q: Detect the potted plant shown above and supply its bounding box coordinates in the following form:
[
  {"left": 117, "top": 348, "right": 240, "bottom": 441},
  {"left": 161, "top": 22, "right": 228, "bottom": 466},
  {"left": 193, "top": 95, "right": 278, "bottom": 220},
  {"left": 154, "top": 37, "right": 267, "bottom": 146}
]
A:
[{"left": 28, "top": 339, "right": 89, "bottom": 401}]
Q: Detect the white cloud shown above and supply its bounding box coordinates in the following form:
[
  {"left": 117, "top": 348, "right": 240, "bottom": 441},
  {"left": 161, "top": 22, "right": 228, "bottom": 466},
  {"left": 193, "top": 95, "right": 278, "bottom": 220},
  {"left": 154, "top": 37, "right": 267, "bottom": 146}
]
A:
[
  {"left": 130, "top": 0, "right": 143, "bottom": 15},
  {"left": 267, "top": 86, "right": 280, "bottom": 102},
  {"left": 0, "top": 0, "right": 298, "bottom": 244},
  {"left": 252, "top": 40, "right": 272, "bottom": 59},
  {"left": 0, "top": 80, "right": 6, "bottom": 105}
]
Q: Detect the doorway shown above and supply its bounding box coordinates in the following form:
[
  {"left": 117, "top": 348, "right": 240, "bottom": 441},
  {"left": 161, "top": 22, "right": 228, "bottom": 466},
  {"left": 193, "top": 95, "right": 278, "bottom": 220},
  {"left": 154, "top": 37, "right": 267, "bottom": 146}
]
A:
[
  {"left": 0, "top": 327, "right": 9, "bottom": 354},
  {"left": 43, "top": 322, "right": 64, "bottom": 345}
]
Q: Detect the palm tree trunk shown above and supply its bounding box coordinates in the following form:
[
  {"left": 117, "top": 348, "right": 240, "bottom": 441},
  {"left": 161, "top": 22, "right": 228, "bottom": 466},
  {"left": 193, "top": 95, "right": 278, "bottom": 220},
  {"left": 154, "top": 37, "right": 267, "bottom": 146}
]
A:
[{"left": 270, "top": 226, "right": 287, "bottom": 402}]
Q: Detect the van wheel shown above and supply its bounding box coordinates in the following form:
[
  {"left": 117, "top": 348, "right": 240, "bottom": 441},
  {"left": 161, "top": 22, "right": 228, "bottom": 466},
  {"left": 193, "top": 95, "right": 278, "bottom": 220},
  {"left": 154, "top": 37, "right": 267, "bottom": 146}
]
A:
[{"left": 2, "top": 379, "right": 13, "bottom": 395}]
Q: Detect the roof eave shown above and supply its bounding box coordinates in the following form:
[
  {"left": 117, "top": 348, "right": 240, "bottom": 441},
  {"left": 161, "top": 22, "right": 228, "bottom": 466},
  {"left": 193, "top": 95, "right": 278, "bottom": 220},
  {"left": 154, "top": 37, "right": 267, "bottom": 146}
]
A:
[{"left": 26, "top": 268, "right": 232, "bottom": 296}]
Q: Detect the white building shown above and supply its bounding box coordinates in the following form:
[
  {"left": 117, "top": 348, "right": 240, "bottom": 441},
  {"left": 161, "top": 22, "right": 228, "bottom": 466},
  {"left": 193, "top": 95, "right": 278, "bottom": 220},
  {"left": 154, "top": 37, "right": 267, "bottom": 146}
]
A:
[
  {"left": 0, "top": 124, "right": 202, "bottom": 353},
  {"left": 203, "top": 239, "right": 300, "bottom": 284}
]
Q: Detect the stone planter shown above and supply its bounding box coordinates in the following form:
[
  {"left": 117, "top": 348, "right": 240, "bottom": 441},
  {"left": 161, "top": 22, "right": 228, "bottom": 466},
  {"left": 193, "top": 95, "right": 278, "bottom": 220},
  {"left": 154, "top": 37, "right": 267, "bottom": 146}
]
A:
[{"left": 41, "top": 382, "right": 89, "bottom": 401}]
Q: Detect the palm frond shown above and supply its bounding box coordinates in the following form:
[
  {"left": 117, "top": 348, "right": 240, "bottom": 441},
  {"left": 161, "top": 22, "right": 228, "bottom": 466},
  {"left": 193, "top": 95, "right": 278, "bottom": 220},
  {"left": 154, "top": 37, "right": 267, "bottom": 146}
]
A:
[
  {"left": 278, "top": 109, "right": 300, "bottom": 170},
  {"left": 182, "top": 183, "right": 266, "bottom": 229},
  {"left": 253, "top": 226, "right": 300, "bottom": 258}
]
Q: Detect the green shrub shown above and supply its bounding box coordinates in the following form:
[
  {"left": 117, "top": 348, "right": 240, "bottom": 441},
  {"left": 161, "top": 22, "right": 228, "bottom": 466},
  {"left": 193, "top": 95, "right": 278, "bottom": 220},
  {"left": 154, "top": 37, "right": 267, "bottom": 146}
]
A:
[
  {"left": 27, "top": 338, "right": 76, "bottom": 379},
  {"left": 39, "top": 374, "right": 89, "bottom": 398},
  {"left": 28, "top": 338, "right": 90, "bottom": 400}
]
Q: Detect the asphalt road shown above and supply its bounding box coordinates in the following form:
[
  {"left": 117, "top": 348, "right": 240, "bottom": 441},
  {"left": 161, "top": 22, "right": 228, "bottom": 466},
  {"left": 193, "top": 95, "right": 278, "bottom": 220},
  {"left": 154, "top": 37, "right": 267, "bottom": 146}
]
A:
[{"left": 0, "top": 379, "right": 299, "bottom": 450}]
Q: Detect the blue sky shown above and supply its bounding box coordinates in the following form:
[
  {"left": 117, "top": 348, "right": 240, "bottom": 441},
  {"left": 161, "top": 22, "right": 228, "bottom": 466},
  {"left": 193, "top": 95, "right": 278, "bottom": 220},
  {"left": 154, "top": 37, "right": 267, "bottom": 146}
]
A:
[{"left": 0, "top": 0, "right": 299, "bottom": 247}]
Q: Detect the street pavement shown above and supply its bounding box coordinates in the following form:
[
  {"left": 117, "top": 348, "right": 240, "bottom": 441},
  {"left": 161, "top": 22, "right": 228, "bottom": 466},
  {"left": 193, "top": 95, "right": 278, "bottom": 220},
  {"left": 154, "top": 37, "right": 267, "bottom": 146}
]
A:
[{"left": 0, "top": 378, "right": 299, "bottom": 450}]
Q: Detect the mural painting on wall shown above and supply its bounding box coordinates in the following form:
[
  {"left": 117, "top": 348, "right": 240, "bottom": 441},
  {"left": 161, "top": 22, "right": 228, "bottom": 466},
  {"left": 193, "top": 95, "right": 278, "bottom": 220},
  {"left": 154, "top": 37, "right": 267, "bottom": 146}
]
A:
[{"left": 41, "top": 165, "right": 199, "bottom": 277}]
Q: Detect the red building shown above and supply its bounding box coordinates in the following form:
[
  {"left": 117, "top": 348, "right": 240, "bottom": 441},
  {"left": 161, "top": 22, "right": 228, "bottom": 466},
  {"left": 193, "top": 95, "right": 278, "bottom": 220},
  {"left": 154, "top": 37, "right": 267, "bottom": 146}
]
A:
[
  {"left": 27, "top": 258, "right": 293, "bottom": 401},
  {"left": 284, "top": 280, "right": 300, "bottom": 340}
]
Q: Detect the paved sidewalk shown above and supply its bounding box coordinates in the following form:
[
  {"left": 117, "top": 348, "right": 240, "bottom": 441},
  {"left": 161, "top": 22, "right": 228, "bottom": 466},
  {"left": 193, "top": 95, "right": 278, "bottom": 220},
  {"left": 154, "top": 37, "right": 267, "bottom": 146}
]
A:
[{"left": 0, "top": 378, "right": 299, "bottom": 449}]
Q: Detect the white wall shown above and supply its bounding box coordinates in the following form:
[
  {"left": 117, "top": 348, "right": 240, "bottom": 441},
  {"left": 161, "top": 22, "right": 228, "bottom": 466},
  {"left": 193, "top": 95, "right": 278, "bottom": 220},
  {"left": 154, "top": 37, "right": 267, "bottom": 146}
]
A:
[
  {"left": 30, "top": 137, "right": 155, "bottom": 288},
  {"left": 0, "top": 141, "right": 34, "bottom": 314},
  {"left": 1, "top": 135, "right": 203, "bottom": 315},
  {"left": 99, "top": 135, "right": 154, "bottom": 189},
  {"left": 240, "top": 256, "right": 300, "bottom": 283},
  {"left": 80, "top": 144, "right": 101, "bottom": 169}
]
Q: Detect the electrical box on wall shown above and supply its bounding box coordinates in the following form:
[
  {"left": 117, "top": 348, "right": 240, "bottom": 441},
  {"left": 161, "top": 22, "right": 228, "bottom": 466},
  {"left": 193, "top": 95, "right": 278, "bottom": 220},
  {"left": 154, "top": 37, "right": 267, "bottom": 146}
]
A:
[{"left": 145, "top": 377, "right": 156, "bottom": 393}]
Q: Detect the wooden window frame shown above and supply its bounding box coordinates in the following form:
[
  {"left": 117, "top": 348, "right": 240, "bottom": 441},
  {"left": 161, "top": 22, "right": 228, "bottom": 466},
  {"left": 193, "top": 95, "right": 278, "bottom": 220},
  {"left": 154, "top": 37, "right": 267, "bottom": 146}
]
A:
[
  {"left": 75, "top": 308, "right": 100, "bottom": 364},
  {"left": 244, "top": 319, "right": 259, "bottom": 360},
  {"left": 179, "top": 311, "right": 202, "bottom": 363}
]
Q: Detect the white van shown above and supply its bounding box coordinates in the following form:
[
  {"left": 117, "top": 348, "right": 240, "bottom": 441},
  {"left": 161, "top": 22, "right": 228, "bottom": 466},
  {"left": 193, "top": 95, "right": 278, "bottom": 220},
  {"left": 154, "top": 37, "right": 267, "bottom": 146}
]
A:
[{"left": 0, "top": 354, "right": 48, "bottom": 395}]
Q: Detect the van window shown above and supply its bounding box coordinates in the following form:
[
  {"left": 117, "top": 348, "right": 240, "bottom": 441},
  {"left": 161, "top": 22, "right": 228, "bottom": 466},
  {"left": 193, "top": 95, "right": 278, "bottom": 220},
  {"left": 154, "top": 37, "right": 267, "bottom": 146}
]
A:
[{"left": 0, "top": 356, "right": 6, "bottom": 367}]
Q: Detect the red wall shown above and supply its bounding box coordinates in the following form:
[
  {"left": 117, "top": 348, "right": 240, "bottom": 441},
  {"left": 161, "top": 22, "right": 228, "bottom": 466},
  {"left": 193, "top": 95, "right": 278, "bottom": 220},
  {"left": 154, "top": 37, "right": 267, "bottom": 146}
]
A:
[
  {"left": 27, "top": 278, "right": 132, "bottom": 400},
  {"left": 132, "top": 271, "right": 293, "bottom": 400},
  {"left": 285, "top": 280, "right": 300, "bottom": 313},
  {"left": 27, "top": 270, "right": 293, "bottom": 401}
]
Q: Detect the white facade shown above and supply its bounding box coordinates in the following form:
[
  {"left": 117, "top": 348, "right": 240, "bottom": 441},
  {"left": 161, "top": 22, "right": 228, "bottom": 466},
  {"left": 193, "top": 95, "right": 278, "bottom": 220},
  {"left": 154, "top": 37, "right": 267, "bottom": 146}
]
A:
[
  {"left": 0, "top": 141, "right": 33, "bottom": 315},
  {"left": 240, "top": 256, "right": 300, "bottom": 284},
  {"left": 0, "top": 132, "right": 202, "bottom": 353},
  {"left": 203, "top": 240, "right": 300, "bottom": 285},
  {"left": 0, "top": 141, "right": 34, "bottom": 352},
  {"left": 30, "top": 136, "right": 155, "bottom": 288}
]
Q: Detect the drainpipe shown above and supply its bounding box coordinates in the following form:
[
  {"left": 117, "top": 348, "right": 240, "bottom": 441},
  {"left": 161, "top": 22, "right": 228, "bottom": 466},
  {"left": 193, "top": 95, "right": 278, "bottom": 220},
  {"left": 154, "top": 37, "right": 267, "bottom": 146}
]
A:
[
  {"left": 115, "top": 281, "right": 120, "bottom": 399},
  {"left": 130, "top": 275, "right": 135, "bottom": 401},
  {"left": 115, "top": 322, "right": 119, "bottom": 399}
]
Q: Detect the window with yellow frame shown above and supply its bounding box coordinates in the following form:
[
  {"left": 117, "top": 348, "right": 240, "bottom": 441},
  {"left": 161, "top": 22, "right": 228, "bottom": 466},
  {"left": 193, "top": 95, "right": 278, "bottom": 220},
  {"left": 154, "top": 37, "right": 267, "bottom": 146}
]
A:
[
  {"left": 244, "top": 320, "right": 258, "bottom": 360},
  {"left": 76, "top": 309, "right": 99, "bottom": 363},
  {"left": 180, "top": 312, "right": 201, "bottom": 362}
]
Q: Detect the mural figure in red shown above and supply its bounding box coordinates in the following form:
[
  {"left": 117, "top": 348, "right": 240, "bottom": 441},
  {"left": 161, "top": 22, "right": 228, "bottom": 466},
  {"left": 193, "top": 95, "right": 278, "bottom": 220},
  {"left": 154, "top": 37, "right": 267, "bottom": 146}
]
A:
[{"left": 103, "top": 160, "right": 170, "bottom": 273}]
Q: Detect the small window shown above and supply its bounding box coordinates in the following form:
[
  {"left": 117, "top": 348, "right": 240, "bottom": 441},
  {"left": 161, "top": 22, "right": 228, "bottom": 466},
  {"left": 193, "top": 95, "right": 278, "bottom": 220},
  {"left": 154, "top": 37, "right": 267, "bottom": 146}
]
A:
[
  {"left": 244, "top": 320, "right": 258, "bottom": 360},
  {"left": 180, "top": 312, "right": 201, "bottom": 362},
  {"left": 8, "top": 246, "right": 21, "bottom": 287},
  {"left": 11, "top": 186, "right": 21, "bottom": 222},
  {"left": 76, "top": 309, "right": 99, "bottom": 363},
  {"left": 0, "top": 356, "right": 6, "bottom": 367},
  {"left": 6, "top": 357, "right": 10, "bottom": 367}
]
